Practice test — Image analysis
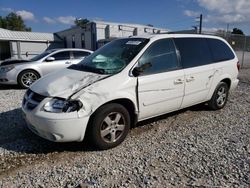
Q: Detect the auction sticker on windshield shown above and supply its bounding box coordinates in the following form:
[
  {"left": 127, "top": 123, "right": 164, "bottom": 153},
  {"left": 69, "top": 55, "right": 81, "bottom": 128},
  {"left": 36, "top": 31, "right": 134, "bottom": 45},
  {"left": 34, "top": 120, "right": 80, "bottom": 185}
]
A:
[{"left": 126, "top": 41, "right": 142, "bottom": 45}]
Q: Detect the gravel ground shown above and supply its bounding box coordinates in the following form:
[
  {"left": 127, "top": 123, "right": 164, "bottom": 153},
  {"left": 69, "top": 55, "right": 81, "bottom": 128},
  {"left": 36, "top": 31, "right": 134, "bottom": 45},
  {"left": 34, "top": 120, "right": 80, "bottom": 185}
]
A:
[{"left": 0, "top": 69, "right": 249, "bottom": 187}]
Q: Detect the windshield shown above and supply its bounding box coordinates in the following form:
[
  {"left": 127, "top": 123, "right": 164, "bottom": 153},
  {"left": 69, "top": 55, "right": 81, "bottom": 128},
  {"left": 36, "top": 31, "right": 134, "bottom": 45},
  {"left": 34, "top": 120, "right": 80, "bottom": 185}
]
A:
[
  {"left": 30, "top": 50, "right": 56, "bottom": 61},
  {"left": 68, "top": 38, "right": 149, "bottom": 75}
]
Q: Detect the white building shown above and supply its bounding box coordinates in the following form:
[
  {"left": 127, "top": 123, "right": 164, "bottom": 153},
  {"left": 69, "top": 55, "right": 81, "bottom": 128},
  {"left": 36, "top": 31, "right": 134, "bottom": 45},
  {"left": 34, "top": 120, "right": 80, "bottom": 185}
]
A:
[
  {"left": 0, "top": 21, "right": 169, "bottom": 61},
  {"left": 0, "top": 28, "right": 63, "bottom": 61},
  {"left": 56, "top": 20, "right": 169, "bottom": 50}
]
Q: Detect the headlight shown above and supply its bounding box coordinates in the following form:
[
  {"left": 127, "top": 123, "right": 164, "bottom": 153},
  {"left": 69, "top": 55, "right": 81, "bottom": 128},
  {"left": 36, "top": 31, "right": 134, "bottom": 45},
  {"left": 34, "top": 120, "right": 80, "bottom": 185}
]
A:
[
  {"left": 43, "top": 98, "right": 83, "bottom": 113},
  {"left": 0, "top": 65, "right": 15, "bottom": 73}
]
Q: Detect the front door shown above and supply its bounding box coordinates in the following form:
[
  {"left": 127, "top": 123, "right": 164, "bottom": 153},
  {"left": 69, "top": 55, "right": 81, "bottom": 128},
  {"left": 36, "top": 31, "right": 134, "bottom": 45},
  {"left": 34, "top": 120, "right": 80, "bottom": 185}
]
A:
[
  {"left": 136, "top": 39, "right": 185, "bottom": 120},
  {"left": 39, "top": 51, "right": 71, "bottom": 75}
]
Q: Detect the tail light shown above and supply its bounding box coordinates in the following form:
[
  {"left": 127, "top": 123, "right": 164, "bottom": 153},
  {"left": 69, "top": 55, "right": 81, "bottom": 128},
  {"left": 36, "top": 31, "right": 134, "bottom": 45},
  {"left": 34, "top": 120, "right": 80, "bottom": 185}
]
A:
[{"left": 237, "top": 61, "right": 240, "bottom": 71}]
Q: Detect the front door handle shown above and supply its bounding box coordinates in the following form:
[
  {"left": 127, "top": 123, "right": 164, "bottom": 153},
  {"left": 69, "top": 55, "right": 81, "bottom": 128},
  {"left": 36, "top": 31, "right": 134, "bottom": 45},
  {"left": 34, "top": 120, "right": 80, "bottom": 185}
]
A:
[
  {"left": 174, "top": 78, "right": 184, "bottom": 84},
  {"left": 186, "top": 76, "right": 195, "bottom": 82},
  {"left": 65, "top": 61, "right": 72, "bottom": 64}
]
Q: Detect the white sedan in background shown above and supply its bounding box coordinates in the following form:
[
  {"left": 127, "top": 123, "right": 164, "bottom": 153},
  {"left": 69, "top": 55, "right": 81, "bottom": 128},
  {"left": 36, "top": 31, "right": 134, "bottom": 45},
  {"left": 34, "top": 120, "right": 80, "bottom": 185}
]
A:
[{"left": 0, "top": 48, "right": 93, "bottom": 88}]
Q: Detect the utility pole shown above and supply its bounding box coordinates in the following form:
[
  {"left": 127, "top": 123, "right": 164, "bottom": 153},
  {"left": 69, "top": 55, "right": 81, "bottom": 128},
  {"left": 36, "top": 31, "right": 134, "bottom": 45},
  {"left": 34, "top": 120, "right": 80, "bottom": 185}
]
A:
[
  {"left": 226, "top": 23, "right": 230, "bottom": 40},
  {"left": 242, "top": 36, "right": 247, "bottom": 67},
  {"left": 199, "top": 14, "right": 203, "bottom": 34},
  {"left": 226, "top": 23, "right": 229, "bottom": 33}
]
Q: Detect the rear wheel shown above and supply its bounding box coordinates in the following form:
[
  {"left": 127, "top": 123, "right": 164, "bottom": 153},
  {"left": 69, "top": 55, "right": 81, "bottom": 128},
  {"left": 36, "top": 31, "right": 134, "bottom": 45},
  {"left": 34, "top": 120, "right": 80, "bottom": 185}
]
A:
[
  {"left": 18, "top": 70, "right": 40, "bottom": 88},
  {"left": 208, "top": 82, "right": 229, "bottom": 110},
  {"left": 88, "top": 103, "right": 130, "bottom": 150}
]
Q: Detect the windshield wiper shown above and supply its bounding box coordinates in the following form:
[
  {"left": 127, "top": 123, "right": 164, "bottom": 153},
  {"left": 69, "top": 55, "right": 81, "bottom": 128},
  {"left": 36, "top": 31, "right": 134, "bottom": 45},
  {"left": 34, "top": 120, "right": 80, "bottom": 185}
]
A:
[{"left": 68, "top": 64, "right": 105, "bottom": 74}]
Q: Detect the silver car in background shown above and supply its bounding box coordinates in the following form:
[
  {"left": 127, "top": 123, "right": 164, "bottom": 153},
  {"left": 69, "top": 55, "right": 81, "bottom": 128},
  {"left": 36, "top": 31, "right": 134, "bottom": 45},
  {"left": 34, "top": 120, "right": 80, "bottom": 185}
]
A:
[{"left": 0, "top": 48, "right": 93, "bottom": 88}]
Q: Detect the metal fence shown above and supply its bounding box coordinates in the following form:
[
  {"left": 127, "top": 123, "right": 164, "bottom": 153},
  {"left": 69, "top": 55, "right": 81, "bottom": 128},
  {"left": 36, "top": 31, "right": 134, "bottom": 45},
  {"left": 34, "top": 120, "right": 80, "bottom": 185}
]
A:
[{"left": 202, "top": 31, "right": 250, "bottom": 68}]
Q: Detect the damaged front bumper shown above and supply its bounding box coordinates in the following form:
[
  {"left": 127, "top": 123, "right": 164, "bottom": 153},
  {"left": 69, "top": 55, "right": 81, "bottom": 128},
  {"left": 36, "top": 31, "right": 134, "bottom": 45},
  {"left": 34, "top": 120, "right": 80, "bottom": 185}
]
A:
[{"left": 22, "top": 96, "right": 90, "bottom": 142}]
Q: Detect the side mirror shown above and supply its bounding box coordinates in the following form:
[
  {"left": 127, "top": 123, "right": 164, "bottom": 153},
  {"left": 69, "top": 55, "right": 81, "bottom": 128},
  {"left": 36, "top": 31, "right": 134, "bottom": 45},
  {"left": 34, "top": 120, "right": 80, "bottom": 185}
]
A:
[
  {"left": 45, "top": 57, "right": 55, "bottom": 62},
  {"left": 132, "top": 62, "right": 152, "bottom": 77}
]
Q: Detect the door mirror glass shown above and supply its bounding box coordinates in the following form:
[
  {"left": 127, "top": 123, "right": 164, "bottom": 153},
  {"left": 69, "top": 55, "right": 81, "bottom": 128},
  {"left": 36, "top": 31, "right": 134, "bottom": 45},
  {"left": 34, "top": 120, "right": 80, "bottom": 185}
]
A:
[
  {"left": 45, "top": 57, "right": 55, "bottom": 62},
  {"left": 132, "top": 62, "right": 152, "bottom": 77}
]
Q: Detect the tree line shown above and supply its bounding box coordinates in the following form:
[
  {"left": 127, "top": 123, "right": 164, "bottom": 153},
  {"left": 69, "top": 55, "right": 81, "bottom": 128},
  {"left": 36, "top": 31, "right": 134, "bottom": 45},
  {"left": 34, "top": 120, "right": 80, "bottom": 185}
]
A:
[{"left": 0, "top": 12, "right": 31, "bottom": 31}]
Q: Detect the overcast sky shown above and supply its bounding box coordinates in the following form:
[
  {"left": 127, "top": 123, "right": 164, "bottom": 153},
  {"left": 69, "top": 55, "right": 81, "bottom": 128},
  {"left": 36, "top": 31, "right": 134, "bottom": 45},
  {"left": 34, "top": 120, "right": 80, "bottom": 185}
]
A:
[{"left": 0, "top": 0, "right": 249, "bottom": 34}]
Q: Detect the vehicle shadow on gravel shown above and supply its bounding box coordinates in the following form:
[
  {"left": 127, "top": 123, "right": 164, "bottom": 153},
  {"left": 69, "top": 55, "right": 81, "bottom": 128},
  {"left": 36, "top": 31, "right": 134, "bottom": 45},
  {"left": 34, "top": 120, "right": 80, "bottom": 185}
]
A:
[
  {"left": 0, "top": 104, "right": 210, "bottom": 155},
  {"left": 135, "top": 103, "right": 209, "bottom": 129},
  {"left": 0, "top": 84, "right": 24, "bottom": 90},
  {"left": 0, "top": 108, "right": 97, "bottom": 155}
]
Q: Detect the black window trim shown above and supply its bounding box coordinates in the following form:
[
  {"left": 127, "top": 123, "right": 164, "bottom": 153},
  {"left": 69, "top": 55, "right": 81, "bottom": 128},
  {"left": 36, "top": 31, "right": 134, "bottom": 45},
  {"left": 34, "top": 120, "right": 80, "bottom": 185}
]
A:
[
  {"left": 172, "top": 37, "right": 182, "bottom": 68},
  {"left": 172, "top": 37, "right": 183, "bottom": 69}
]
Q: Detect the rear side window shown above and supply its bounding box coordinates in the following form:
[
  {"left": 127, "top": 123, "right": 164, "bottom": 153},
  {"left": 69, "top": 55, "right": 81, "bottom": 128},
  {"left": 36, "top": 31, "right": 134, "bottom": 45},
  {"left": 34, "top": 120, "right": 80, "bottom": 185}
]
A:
[
  {"left": 73, "top": 51, "right": 91, "bottom": 59},
  {"left": 207, "top": 38, "right": 235, "bottom": 62},
  {"left": 138, "top": 39, "right": 178, "bottom": 75},
  {"left": 174, "top": 38, "right": 213, "bottom": 68}
]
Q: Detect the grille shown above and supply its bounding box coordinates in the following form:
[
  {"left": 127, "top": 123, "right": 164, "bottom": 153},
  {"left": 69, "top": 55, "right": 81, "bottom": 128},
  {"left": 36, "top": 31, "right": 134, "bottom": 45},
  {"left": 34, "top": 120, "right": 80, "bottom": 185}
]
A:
[
  {"left": 23, "top": 89, "right": 46, "bottom": 111},
  {"left": 26, "top": 88, "right": 32, "bottom": 96},
  {"left": 32, "top": 92, "right": 46, "bottom": 102}
]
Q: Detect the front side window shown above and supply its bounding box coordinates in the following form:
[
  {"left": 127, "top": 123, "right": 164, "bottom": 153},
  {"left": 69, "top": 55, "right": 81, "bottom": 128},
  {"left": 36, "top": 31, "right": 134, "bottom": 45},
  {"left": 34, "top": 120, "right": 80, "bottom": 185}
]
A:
[
  {"left": 51, "top": 51, "right": 70, "bottom": 61},
  {"left": 68, "top": 38, "right": 149, "bottom": 75},
  {"left": 30, "top": 50, "right": 56, "bottom": 61},
  {"left": 174, "top": 38, "right": 213, "bottom": 68},
  {"left": 138, "top": 39, "right": 178, "bottom": 75}
]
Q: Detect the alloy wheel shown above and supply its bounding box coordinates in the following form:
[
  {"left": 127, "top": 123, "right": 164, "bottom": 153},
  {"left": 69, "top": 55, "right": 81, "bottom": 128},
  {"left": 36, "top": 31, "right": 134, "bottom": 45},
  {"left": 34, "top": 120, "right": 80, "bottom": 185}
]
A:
[
  {"left": 216, "top": 86, "right": 227, "bottom": 106},
  {"left": 21, "top": 72, "right": 39, "bottom": 87},
  {"left": 100, "top": 112, "right": 126, "bottom": 143}
]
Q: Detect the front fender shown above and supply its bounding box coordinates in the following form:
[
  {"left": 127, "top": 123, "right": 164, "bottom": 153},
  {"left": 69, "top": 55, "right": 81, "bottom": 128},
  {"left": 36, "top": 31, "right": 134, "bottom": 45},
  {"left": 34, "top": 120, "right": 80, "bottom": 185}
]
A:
[
  {"left": 77, "top": 89, "right": 138, "bottom": 118},
  {"left": 15, "top": 63, "right": 43, "bottom": 78},
  {"left": 72, "top": 75, "right": 138, "bottom": 118}
]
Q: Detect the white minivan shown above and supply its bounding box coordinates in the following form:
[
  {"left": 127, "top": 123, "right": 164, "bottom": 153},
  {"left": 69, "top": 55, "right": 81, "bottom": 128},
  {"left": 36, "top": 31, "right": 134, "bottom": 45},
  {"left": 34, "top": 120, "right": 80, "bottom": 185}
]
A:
[{"left": 22, "top": 34, "right": 239, "bottom": 149}]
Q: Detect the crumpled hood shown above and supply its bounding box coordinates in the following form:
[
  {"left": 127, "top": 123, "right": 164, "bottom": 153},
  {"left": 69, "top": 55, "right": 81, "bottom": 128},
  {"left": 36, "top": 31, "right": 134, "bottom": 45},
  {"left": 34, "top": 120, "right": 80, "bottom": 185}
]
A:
[{"left": 30, "top": 68, "right": 108, "bottom": 98}]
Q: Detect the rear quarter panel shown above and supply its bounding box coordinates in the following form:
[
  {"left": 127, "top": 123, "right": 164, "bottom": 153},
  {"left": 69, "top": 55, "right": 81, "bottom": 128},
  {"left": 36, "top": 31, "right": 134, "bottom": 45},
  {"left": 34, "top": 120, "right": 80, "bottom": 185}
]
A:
[{"left": 206, "top": 58, "right": 239, "bottom": 101}]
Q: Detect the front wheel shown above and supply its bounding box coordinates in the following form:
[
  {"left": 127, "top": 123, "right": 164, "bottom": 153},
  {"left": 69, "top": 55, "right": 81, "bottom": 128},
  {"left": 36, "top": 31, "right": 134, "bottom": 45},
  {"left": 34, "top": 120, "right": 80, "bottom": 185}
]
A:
[
  {"left": 18, "top": 70, "right": 40, "bottom": 88},
  {"left": 208, "top": 82, "right": 229, "bottom": 110},
  {"left": 88, "top": 103, "right": 130, "bottom": 150}
]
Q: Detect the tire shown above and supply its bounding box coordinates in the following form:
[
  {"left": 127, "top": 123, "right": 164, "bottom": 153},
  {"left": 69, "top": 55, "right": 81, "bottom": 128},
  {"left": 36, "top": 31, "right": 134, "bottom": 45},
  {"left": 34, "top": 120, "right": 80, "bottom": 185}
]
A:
[
  {"left": 88, "top": 103, "right": 131, "bottom": 150},
  {"left": 208, "top": 82, "right": 229, "bottom": 110},
  {"left": 18, "top": 70, "right": 40, "bottom": 88}
]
